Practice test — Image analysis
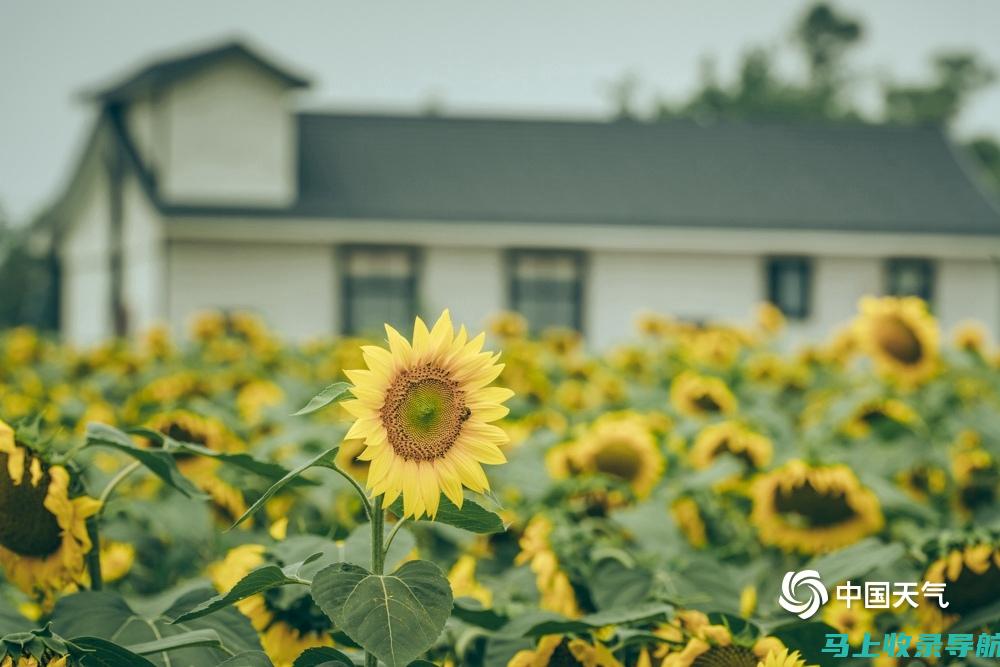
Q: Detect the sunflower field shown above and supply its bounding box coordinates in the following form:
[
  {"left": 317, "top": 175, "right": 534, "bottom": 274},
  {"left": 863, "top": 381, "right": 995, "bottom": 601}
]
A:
[{"left": 0, "top": 297, "right": 998, "bottom": 667}]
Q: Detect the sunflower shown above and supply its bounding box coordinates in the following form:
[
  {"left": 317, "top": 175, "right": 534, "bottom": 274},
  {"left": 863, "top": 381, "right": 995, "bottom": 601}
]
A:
[
  {"left": 661, "top": 619, "right": 801, "bottom": 667},
  {"left": 918, "top": 541, "right": 1000, "bottom": 632},
  {"left": 210, "top": 545, "right": 333, "bottom": 667},
  {"left": 750, "top": 461, "right": 883, "bottom": 554},
  {"left": 951, "top": 445, "right": 998, "bottom": 516},
  {"left": 553, "top": 413, "right": 665, "bottom": 499},
  {"left": 488, "top": 311, "right": 529, "bottom": 340},
  {"left": 236, "top": 379, "right": 284, "bottom": 426},
  {"left": 671, "top": 497, "right": 708, "bottom": 549},
  {"left": 342, "top": 310, "right": 513, "bottom": 519},
  {"left": 686, "top": 328, "right": 744, "bottom": 369},
  {"left": 953, "top": 321, "right": 987, "bottom": 355},
  {"left": 689, "top": 421, "right": 772, "bottom": 472},
  {"left": 1, "top": 654, "right": 68, "bottom": 667},
  {"left": 756, "top": 302, "right": 786, "bottom": 336},
  {"left": 821, "top": 596, "right": 875, "bottom": 645},
  {"left": 508, "top": 635, "right": 622, "bottom": 667},
  {"left": 515, "top": 515, "right": 581, "bottom": 617},
  {"left": 0, "top": 420, "right": 101, "bottom": 603},
  {"left": 448, "top": 554, "right": 493, "bottom": 607},
  {"left": 144, "top": 410, "right": 248, "bottom": 523},
  {"left": 854, "top": 296, "right": 939, "bottom": 385},
  {"left": 895, "top": 464, "right": 947, "bottom": 502},
  {"left": 670, "top": 371, "right": 737, "bottom": 418},
  {"left": 840, "top": 398, "right": 918, "bottom": 439}
]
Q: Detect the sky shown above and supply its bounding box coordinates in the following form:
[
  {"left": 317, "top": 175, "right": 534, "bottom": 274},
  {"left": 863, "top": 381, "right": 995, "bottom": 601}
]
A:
[{"left": 2, "top": 0, "right": 1000, "bottom": 222}]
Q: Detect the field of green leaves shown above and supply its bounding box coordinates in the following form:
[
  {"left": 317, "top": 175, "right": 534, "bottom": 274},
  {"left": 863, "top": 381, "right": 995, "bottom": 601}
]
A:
[{"left": 0, "top": 298, "right": 998, "bottom": 667}]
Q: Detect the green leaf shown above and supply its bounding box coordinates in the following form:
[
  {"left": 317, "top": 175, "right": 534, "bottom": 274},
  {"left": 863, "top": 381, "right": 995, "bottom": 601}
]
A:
[
  {"left": 169, "top": 557, "right": 317, "bottom": 623},
  {"left": 293, "top": 382, "right": 352, "bottom": 416},
  {"left": 452, "top": 598, "right": 508, "bottom": 631},
  {"left": 52, "top": 591, "right": 261, "bottom": 666},
  {"left": 589, "top": 557, "right": 653, "bottom": 610},
  {"left": 84, "top": 423, "right": 205, "bottom": 499},
  {"left": 0, "top": 608, "right": 29, "bottom": 636},
  {"left": 230, "top": 446, "right": 340, "bottom": 530},
  {"left": 520, "top": 603, "right": 673, "bottom": 637},
  {"left": 131, "top": 427, "right": 316, "bottom": 486},
  {"left": 387, "top": 495, "right": 505, "bottom": 534},
  {"left": 291, "top": 646, "right": 356, "bottom": 666},
  {"left": 806, "top": 539, "right": 905, "bottom": 585},
  {"left": 126, "top": 629, "right": 222, "bottom": 655},
  {"left": 218, "top": 651, "right": 276, "bottom": 667},
  {"left": 69, "top": 636, "right": 158, "bottom": 667},
  {"left": 311, "top": 560, "right": 453, "bottom": 667}
]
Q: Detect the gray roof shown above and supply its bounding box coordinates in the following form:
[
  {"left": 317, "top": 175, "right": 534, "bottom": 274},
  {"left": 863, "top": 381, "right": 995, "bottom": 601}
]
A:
[
  {"left": 89, "top": 40, "right": 310, "bottom": 103},
  {"left": 285, "top": 113, "right": 1000, "bottom": 234},
  {"left": 75, "top": 37, "right": 999, "bottom": 235}
]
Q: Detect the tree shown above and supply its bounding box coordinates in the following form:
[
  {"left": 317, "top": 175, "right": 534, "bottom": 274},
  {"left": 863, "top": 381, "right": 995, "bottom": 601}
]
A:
[
  {"left": 0, "top": 209, "right": 60, "bottom": 330},
  {"left": 883, "top": 53, "right": 995, "bottom": 126},
  {"left": 656, "top": 2, "right": 865, "bottom": 123},
  {"left": 642, "top": 2, "right": 1000, "bottom": 192}
]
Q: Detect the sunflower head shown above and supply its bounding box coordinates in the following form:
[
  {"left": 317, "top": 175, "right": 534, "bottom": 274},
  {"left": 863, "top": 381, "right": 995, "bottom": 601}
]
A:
[
  {"left": 343, "top": 310, "right": 512, "bottom": 519},
  {"left": 670, "top": 371, "right": 737, "bottom": 419},
  {"left": 854, "top": 296, "right": 939, "bottom": 385},
  {"left": 0, "top": 420, "right": 101, "bottom": 601},
  {"left": 841, "top": 398, "right": 918, "bottom": 439},
  {"left": 556, "top": 413, "right": 665, "bottom": 499},
  {"left": 689, "top": 421, "right": 772, "bottom": 472},
  {"left": 487, "top": 311, "right": 529, "bottom": 340},
  {"left": 921, "top": 541, "right": 1000, "bottom": 628},
  {"left": 953, "top": 321, "right": 987, "bottom": 355},
  {"left": 750, "top": 461, "right": 883, "bottom": 554}
]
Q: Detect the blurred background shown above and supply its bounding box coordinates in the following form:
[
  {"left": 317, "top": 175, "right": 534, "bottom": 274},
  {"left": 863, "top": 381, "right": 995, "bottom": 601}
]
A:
[{"left": 3, "top": 0, "right": 1000, "bottom": 346}]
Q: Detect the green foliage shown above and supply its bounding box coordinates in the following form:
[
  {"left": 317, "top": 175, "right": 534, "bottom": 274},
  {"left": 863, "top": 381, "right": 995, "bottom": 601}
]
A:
[
  {"left": 387, "top": 495, "right": 506, "bottom": 534},
  {"left": 84, "top": 423, "right": 205, "bottom": 499},
  {"left": 293, "top": 382, "right": 352, "bottom": 416},
  {"left": 51, "top": 591, "right": 263, "bottom": 666},
  {"left": 311, "top": 561, "right": 453, "bottom": 667}
]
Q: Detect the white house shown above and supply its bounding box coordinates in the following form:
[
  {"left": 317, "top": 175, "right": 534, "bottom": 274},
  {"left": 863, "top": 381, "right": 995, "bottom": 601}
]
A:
[{"left": 42, "top": 40, "right": 1000, "bottom": 348}]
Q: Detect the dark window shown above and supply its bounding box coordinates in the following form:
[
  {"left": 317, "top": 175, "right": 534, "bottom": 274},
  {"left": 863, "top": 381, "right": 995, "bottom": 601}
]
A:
[
  {"left": 886, "top": 258, "right": 935, "bottom": 304},
  {"left": 508, "top": 250, "right": 584, "bottom": 333},
  {"left": 766, "top": 257, "right": 812, "bottom": 319},
  {"left": 341, "top": 246, "right": 418, "bottom": 335}
]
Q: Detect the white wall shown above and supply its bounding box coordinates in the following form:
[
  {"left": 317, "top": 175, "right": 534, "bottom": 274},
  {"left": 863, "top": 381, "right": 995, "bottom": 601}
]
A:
[
  {"left": 122, "top": 174, "right": 165, "bottom": 334},
  {"left": 785, "top": 256, "right": 882, "bottom": 344},
  {"left": 587, "top": 251, "right": 761, "bottom": 348},
  {"left": 421, "top": 247, "right": 504, "bottom": 331},
  {"left": 60, "top": 172, "right": 111, "bottom": 346},
  {"left": 159, "top": 57, "right": 296, "bottom": 206},
  {"left": 167, "top": 241, "right": 334, "bottom": 340},
  {"left": 937, "top": 258, "right": 1000, "bottom": 339}
]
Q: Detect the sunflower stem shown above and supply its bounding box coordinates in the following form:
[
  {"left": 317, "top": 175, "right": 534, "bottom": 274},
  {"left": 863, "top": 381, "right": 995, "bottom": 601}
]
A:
[
  {"left": 327, "top": 463, "right": 372, "bottom": 521},
  {"left": 97, "top": 460, "right": 142, "bottom": 516},
  {"left": 85, "top": 517, "right": 103, "bottom": 591},
  {"left": 366, "top": 494, "right": 385, "bottom": 667},
  {"left": 383, "top": 516, "right": 408, "bottom": 557}
]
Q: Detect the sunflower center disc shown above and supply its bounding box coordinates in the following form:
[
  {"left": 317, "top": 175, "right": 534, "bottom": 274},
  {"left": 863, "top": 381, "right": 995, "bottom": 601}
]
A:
[
  {"left": 944, "top": 558, "right": 1000, "bottom": 616},
  {"left": 692, "top": 645, "right": 759, "bottom": 667},
  {"left": 549, "top": 640, "right": 586, "bottom": 666},
  {"left": 874, "top": 315, "right": 923, "bottom": 365},
  {"left": 774, "top": 480, "right": 857, "bottom": 527},
  {"left": 382, "top": 364, "right": 467, "bottom": 461},
  {"left": 593, "top": 441, "right": 642, "bottom": 482},
  {"left": 0, "top": 449, "right": 63, "bottom": 557},
  {"left": 694, "top": 393, "right": 722, "bottom": 412}
]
